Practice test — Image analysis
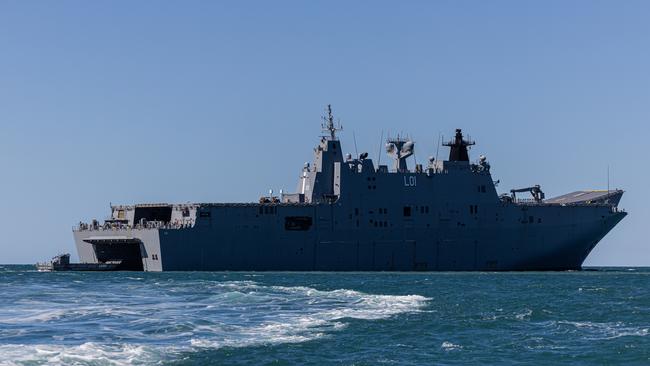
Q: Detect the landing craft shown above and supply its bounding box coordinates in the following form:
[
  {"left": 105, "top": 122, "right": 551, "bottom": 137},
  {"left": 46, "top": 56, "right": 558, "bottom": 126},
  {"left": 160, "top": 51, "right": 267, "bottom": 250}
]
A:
[{"left": 68, "top": 106, "right": 626, "bottom": 271}]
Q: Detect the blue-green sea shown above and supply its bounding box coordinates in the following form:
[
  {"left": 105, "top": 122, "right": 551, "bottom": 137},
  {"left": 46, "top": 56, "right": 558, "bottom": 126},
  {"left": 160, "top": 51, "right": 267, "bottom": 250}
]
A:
[{"left": 0, "top": 265, "right": 648, "bottom": 365}]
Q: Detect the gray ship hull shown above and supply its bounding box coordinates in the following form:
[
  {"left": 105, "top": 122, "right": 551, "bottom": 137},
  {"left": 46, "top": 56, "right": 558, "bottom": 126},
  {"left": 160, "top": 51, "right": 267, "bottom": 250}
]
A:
[
  {"left": 73, "top": 201, "right": 626, "bottom": 272},
  {"left": 71, "top": 117, "right": 627, "bottom": 272}
]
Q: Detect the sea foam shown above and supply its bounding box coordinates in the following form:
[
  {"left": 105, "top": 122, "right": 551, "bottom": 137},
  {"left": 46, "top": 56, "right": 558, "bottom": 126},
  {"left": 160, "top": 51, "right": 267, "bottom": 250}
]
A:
[{"left": 0, "top": 280, "right": 428, "bottom": 365}]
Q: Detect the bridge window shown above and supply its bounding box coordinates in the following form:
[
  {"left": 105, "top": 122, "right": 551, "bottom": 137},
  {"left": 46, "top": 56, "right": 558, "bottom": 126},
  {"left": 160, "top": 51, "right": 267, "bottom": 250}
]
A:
[{"left": 403, "top": 206, "right": 412, "bottom": 217}]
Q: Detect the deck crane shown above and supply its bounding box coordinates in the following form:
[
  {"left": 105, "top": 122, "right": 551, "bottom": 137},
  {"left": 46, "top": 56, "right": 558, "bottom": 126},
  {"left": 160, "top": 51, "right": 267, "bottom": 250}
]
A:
[{"left": 510, "top": 185, "right": 545, "bottom": 202}]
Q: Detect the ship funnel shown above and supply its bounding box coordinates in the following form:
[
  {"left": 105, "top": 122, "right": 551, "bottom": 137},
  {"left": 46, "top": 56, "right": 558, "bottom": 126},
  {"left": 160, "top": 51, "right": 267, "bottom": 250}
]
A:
[{"left": 443, "top": 129, "right": 475, "bottom": 162}]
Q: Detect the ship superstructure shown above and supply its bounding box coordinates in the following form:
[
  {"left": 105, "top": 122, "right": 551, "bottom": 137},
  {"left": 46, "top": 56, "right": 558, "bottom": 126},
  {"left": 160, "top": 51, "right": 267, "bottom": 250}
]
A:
[{"left": 72, "top": 106, "right": 626, "bottom": 271}]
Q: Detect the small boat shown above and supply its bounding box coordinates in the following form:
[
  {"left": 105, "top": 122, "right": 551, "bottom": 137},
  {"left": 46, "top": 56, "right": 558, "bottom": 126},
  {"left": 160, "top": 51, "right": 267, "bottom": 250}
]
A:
[{"left": 35, "top": 253, "right": 123, "bottom": 271}]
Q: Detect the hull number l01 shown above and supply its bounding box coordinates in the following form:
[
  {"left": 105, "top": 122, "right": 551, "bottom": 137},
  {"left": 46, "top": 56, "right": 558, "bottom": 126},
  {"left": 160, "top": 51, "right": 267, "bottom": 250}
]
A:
[{"left": 404, "top": 176, "right": 417, "bottom": 187}]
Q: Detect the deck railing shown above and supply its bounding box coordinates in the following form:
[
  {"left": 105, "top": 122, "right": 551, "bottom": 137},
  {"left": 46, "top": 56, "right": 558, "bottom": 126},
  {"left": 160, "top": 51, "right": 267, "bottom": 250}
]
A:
[{"left": 74, "top": 220, "right": 195, "bottom": 232}]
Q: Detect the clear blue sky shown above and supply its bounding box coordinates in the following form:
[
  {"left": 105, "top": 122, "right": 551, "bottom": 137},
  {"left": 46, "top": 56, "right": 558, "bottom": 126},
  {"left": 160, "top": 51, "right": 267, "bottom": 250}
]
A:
[{"left": 0, "top": 1, "right": 648, "bottom": 265}]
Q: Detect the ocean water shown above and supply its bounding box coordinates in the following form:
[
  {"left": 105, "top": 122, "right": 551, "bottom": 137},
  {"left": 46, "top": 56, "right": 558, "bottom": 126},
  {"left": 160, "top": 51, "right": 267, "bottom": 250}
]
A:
[{"left": 0, "top": 266, "right": 648, "bottom": 365}]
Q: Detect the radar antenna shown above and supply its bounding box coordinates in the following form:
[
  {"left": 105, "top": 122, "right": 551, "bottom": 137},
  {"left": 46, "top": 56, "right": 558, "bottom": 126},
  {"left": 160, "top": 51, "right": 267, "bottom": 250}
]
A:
[{"left": 321, "top": 104, "right": 342, "bottom": 140}]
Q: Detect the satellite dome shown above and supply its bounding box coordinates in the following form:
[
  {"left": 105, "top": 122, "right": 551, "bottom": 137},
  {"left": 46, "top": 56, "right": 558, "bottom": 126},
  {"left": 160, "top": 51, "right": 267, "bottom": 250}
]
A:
[
  {"left": 385, "top": 143, "right": 396, "bottom": 153},
  {"left": 402, "top": 141, "right": 414, "bottom": 153}
]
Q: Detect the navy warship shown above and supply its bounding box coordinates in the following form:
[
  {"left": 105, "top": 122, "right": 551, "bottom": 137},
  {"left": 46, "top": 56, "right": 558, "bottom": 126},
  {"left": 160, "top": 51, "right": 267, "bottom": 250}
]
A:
[{"left": 70, "top": 106, "right": 626, "bottom": 271}]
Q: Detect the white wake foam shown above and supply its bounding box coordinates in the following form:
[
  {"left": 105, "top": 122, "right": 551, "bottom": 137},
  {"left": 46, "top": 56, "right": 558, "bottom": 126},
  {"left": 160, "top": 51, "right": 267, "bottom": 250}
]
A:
[
  {"left": 0, "top": 280, "right": 429, "bottom": 365},
  {"left": 0, "top": 343, "right": 166, "bottom": 366}
]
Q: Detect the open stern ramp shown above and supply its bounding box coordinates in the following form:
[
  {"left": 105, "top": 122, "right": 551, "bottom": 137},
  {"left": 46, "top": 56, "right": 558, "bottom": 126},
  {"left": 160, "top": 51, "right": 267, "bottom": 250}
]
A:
[{"left": 73, "top": 229, "right": 163, "bottom": 271}]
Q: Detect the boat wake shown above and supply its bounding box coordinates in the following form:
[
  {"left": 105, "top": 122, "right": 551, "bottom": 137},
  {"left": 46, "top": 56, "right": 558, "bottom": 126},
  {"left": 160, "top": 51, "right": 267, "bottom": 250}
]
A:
[{"left": 0, "top": 279, "right": 428, "bottom": 366}]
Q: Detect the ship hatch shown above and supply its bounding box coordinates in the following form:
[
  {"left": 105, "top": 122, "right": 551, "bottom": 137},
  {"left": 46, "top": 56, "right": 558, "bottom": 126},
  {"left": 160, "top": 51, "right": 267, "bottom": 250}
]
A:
[{"left": 83, "top": 237, "right": 145, "bottom": 271}]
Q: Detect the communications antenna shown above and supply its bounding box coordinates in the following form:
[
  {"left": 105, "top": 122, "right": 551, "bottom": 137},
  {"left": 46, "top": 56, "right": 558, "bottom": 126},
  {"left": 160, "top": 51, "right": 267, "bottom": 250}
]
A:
[
  {"left": 377, "top": 130, "right": 384, "bottom": 166},
  {"left": 435, "top": 132, "right": 442, "bottom": 162},
  {"left": 321, "top": 104, "right": 342, "bottom": 140}
]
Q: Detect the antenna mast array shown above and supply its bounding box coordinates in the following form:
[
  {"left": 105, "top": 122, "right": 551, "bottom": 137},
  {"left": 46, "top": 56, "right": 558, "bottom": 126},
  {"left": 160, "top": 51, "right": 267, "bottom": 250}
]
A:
[{"left": 321, "top": 104, "right": 342, "bottom": 140}]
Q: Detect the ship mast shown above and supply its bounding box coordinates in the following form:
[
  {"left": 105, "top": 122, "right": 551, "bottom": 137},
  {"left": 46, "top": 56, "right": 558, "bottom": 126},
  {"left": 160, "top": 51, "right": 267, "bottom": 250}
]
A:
[{"left": 321, "top": 104, "right": 342, "bottom": 140}]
